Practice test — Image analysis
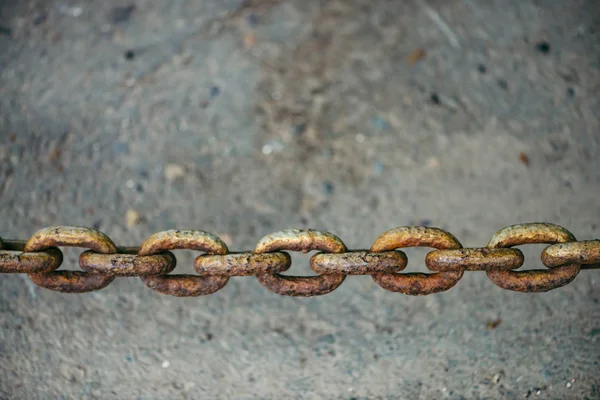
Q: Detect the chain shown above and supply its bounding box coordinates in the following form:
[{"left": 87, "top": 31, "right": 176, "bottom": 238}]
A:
[{"left": 1, "top": 223, "right": 599, "bottom": 297}]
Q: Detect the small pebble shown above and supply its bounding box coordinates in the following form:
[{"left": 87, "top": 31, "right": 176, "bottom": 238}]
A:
[
  {"left": 261, "top": 140, "right": 283, "bottom": 155},
  {"left": 519, "top": 152, "right": 529, "bottom": 166},
  {"left": 535, "top": 41, "right": 551, "bottom": 54},
  {"left": 430, "top": 93, "right": 441, "bottom": 105},
  {"left": 566, "top": 382, "right": 572, "bottom": 388},
  {"left": 126, "top": 209, "right": 141, "bottom": 227},
  {"left": 407, "top": 48, "right": 426, "bottom": 65},
  {"left": 124, "top": 50, "right": 135, "bottom": 61},
  {"left": 210, "top": 86, "right": 220, "bottom": 99},
  {"left": 162, "top": 361, "right": 170, "bottom": 369},
  {"left": 49, "top": 148, "right": 61, "bottom": 162},
  {"left": 165, "top": 164, "right": 185, "bottom": 181},
  {"left": 487, "top": 319, "right": 502, "bottom": 329},
  {"left": 293, "top": 123, "right": 306, "bottom": 136}
]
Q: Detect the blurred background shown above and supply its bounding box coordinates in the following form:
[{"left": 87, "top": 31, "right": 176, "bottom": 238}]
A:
[{"left": 0, "top": 0, "right": 599, "bottom": 398}]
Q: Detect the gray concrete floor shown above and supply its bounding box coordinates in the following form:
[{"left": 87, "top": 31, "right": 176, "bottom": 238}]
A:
[{"left": 1, "top": 0, "right": 600, "bottom": 398}]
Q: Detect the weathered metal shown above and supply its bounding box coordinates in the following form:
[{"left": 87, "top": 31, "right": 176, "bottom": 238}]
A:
[{"left": 1, "top": 223, "right": 598, "bottom": 296}]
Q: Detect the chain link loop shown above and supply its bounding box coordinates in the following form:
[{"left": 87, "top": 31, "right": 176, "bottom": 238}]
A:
[
  {"left": 137, "top": 230, "right": 229, "bottom": 297},
  {"left": 1, "top": 223, "right": 598, "bottom": 296},
  {"left": 79, "top": 247, "right": 176, "bottom": 276},
  {"left": 541, "top": 240, "right": 600, "bottom": 268},
  {"left": 0, "top": 239, "right": 63, "bottom": 273},
  {"left": 310, "top": 251, "right": 407, "bottom": 275},
  {"left": 195, "top": 252, "right": 291, "bottom": 276},
  {"left": 369, "top": 227, "right": 464, "bottom": 295},
  {"left": 426, "top": 248, "right": 524, "bottom": 272},
  {"left": 486, "top": 223, "right": 581, "bottom": 292},
  {"left": 23, "top": 226, "right": 117, "bottom": 293},
  {"left": 254, "top": 229, "right": 347, "bottom": 296}
]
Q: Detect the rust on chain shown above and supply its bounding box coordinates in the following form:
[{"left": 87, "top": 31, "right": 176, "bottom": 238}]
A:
[
  {"left": 426, "top": 248, "right": 524, "bottom": 272},
  {"left": 195, "top": 252, "right": 291, "bottom": 276},
  {"left": 79, "top": 247, "right": 176, "bottom": 276},
  {"left": 140, "top": 275, "right": 229, "bottom": 297},
  {"left": 256, "top": 273, "right": 345, "bottom": 297},
  {"left": 254, "top": 229, "right": 347, "bottom": 297},
  {"left": 370, "top": 226, "right": 464, "bottom": 295},
  {"left": 255, "top": 229, "right": 346, "bottom": 254},
  {"left": 24, "top": 226, "right": 117, "bottom": 253},
  {"left": 137, "top": 230, "right": 230, "bottom": 297},
  {"left": 541, "top": 240, "right": 600, "bottom": 268},
  {"left": 486, "top": 223, "right": 580, "bottom": 292},
  {"left": 0, "top": 240, "right": 63, "bottom": 273},
  {"left": 138, "top": 229, "right": 228, "bottom": 256},
  {"left": 310, "top": 251, "right": 407, "bottom": 275},
  {"left": 1, "top": 223, "right": 598, "bottom": 296},
  {"left": 28, "top": 271, "right": 115, "bottom": 293},
  {"left": 22, "top": 226, "right": 118, "bottom": 293}
]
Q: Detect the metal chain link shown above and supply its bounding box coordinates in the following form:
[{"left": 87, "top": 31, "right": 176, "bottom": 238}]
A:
[{"left": 1, "top": 223, "right": 599, "bottom": 297}]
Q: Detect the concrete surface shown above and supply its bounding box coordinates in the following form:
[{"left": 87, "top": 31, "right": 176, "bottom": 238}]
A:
[{"left": 1, "top": 0, "right": 599, "bottom": 398}]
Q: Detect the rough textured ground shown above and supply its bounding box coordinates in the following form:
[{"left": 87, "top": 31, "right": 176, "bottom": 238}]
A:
[{"left": 1, "top": 0, "right": 600, "bottom": 399}]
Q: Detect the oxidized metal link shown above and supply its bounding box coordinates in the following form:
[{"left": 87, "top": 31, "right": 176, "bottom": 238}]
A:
[
  {"left": 138, "top": 230, "right": 229, "bottom": 297},
  {"left": 310, "top": 251, "right": 407, "bottom": 275},
  {"left": 426, "top": 248, "right": 524, "bottom": 272},
  {"left": 1, "top": 223, "right": 598, "bottom": 296},
  {"left": 23, "top": 226, "right": 117, "bottom": 293},
  {"left": 195, "top": 252, "right": 291, "bottom": 276},
  {"left": 24, "top": 226, "right": 118, "bottom": 254},
  {"left": 486, "top": 223, "right": 580, "bottom": 292},
  {"left": 370, "top": 226, "right": 463, "bottom": 295},
  {"left": 541, "top": 240, "right": 600, "bottom": 268},
  {"left": 80, "top": 247, "right": 176, "bottom": 276},
  {"left": 0, "top": 239, "right": 63, "bottom": 273},
  {"left": 254, "top": 229, "right": 347, "bottom": 296}
]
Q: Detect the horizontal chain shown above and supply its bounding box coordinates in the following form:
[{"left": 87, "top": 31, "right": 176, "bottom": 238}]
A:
[{"left": 1, "top": 223, "right": 599, "bottom": 297}]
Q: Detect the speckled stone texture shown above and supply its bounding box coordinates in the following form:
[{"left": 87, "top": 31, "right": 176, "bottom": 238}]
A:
[{"left": 1, "top": 0, "right": 599, "bottom": 398}]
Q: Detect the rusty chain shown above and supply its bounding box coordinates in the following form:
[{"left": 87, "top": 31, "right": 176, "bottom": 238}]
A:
[{"left": 0, "top": 223, "right": 599, "bottom": 297}]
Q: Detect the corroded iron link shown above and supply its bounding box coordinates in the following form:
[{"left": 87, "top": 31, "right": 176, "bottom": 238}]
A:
[
  {"left": 0, "top": 240, "right": 63, "bottom": 273},
  {"left": 310, "top": 251, "right": 407, "bottom": 275},
  {"left": 24, "top": 226, "right": 118, "bottom": 293},
  {"left": 195, "top": 252, "right": 292, "bottom": 276},
  {"left": 426, "top": 248, "right": 524, "bottom": 272},
  {"left": 486, "top": 223, "right": 581, "bottom": 293},
  {"left": 137, "top": 230, "right": 230, "bottom": 297},
  {"left": 254, "top": 229, "right": 347, "bottom": 297},
  {"left": 0, "top": 223, "right": 598, "bottom": 296},
  {"left": 79, "top": 247, "right": 177, "bottom": 276},
  {"left": 369, "top": 227, "right": 464, "bottom": 295}
]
